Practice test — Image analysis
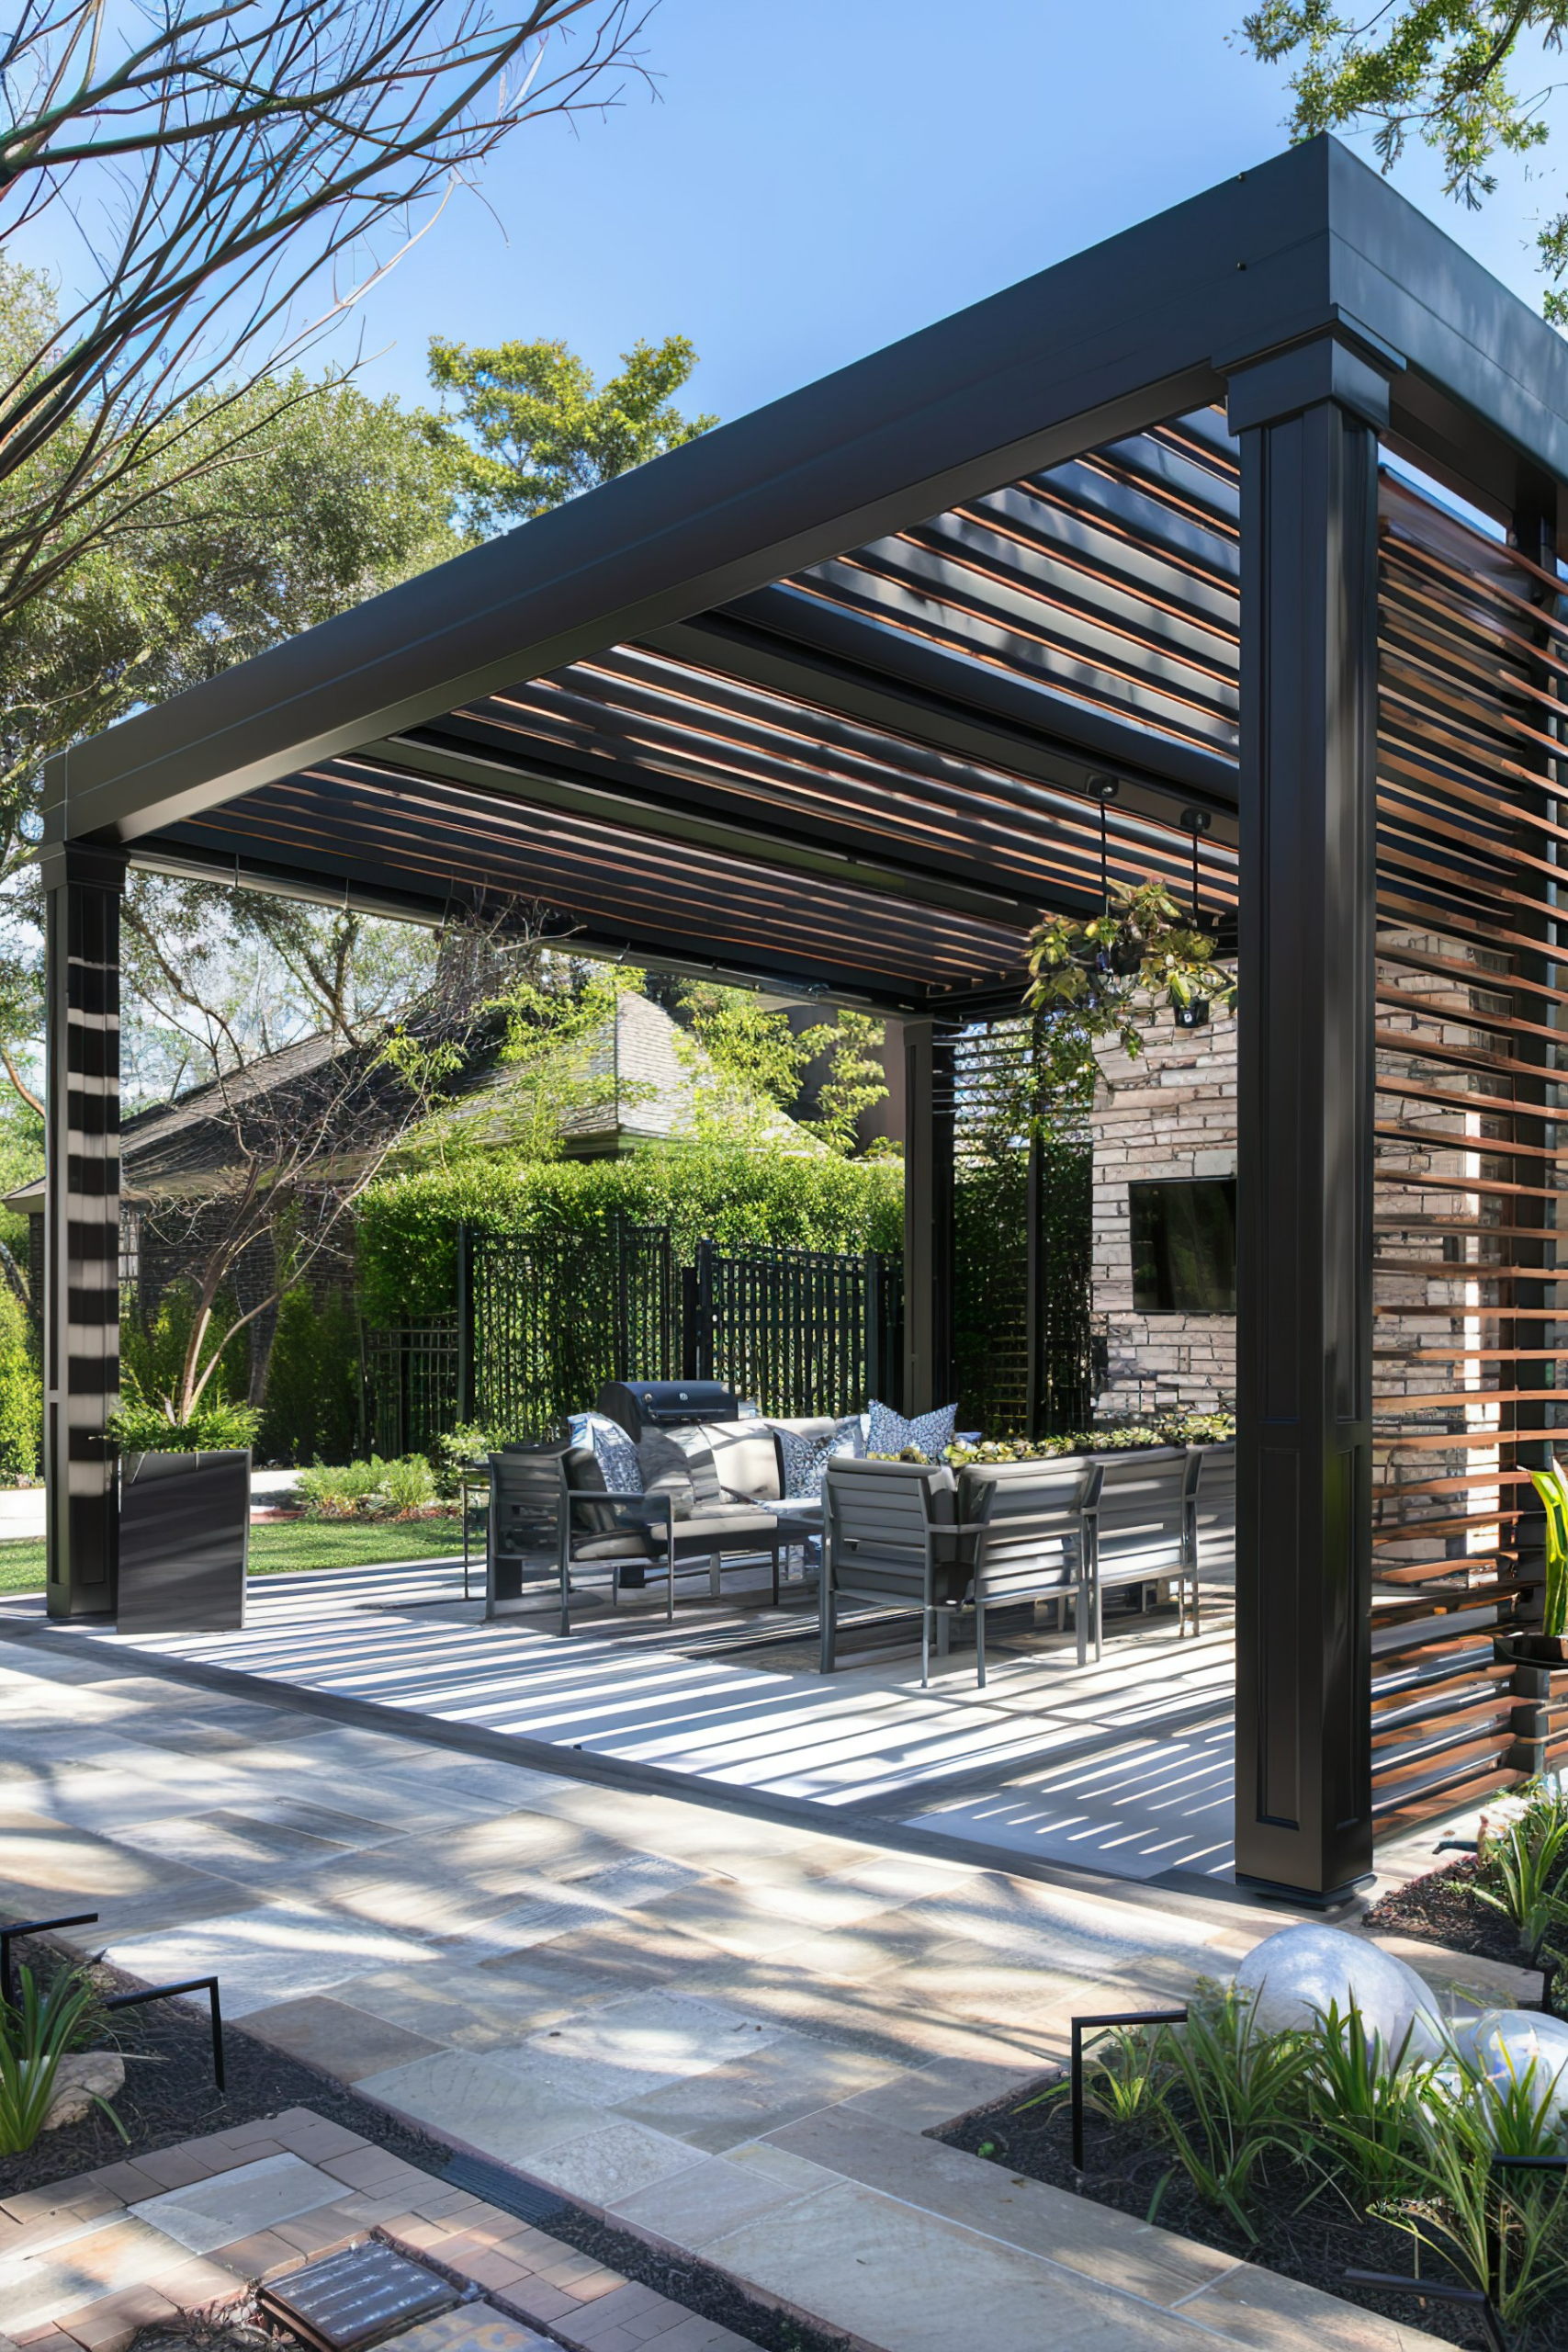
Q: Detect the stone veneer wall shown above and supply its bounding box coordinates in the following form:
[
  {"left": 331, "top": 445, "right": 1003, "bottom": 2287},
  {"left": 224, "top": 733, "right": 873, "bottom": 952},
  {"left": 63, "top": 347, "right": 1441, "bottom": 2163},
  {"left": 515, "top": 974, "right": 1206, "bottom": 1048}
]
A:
[{"left": 1090, "top": 991, "right": 1237, "bottom": 1419}]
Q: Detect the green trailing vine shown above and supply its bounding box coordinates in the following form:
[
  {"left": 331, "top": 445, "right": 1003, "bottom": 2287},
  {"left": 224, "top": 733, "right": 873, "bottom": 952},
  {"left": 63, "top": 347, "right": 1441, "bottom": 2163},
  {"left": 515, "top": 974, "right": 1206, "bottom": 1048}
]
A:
[{"left": 1025, "top": 878, "right": 1236, "bottom": 1092}]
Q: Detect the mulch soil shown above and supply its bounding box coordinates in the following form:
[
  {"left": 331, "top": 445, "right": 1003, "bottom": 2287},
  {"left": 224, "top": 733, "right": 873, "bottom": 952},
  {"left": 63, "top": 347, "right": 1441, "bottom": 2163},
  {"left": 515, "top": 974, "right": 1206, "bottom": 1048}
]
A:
[
  {"left": 936, "top": 2078, "right": 1568, "bottom": 2349},
  {"left": 9, "top": 1938, "right": 850, "bottom": 2352},
  {"left": 1364, "top": 1853, "right": 1550, "bottom": 1977}
]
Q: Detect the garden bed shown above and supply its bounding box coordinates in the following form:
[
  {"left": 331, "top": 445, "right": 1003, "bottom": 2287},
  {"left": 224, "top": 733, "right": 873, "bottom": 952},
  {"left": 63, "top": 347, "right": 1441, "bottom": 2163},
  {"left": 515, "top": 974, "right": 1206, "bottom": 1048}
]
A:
[
  {"left": 1366, "top": 1854, "right": 1546, "bottom": 1976},
  {"left": 6, "top": 1938, "right": 847, "bottom": 2352},
  {"left": 937, "top": 2077, "right": 1535, "bottom": 2347}
]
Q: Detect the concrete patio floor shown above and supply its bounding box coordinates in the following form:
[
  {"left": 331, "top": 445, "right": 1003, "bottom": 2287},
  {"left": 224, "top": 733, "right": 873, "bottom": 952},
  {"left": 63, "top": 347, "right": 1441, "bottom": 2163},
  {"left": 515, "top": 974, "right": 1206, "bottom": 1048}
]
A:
[
  {"left": 0, "top": 1554, "right": 1239, "bottom": 1892},
  {"left": 0, "top": 1631, "right": 1511, "bottom": 2352}
]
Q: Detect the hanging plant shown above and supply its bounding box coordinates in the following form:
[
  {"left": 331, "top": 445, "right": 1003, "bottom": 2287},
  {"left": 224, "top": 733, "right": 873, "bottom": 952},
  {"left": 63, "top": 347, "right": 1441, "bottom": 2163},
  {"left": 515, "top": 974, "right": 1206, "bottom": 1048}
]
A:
[{"left": 1025, "top": 877, "right": 1235, "bottom": 1091}]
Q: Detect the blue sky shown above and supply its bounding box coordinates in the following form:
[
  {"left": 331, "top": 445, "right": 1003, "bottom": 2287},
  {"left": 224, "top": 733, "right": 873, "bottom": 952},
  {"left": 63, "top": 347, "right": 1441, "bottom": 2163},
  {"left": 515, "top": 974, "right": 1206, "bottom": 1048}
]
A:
[{"left": 321, "top": 0, "right": 1568, "bottom": 429}]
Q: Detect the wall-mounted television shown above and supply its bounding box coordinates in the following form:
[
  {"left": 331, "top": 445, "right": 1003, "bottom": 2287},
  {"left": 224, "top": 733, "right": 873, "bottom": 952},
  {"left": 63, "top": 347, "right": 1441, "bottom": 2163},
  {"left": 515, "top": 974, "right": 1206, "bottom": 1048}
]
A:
[{"left": 1129, "top": 1177, "right": 1236, "bottom": 1312}]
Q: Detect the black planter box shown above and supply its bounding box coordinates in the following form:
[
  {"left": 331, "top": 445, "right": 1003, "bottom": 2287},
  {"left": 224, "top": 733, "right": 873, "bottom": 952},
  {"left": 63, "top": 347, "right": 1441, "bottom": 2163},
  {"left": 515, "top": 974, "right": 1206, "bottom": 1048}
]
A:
[{"left": 117, "top": 1448, "right": 250, "bottom": 1634}]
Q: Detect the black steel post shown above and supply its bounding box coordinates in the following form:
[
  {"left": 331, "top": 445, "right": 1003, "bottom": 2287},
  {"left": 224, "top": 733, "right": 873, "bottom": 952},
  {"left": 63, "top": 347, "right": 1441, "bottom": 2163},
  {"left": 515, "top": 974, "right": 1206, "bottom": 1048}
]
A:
[
  {"left": 42, "top": 840, "right": 127, "bottom": 1621},
  {"left": 1226, "top": 324, "right": 1395, "bottom": 1900},
  {"left": 864, "top": 1250, "right": 883, "bottom": 1408},
  {"left": 903, "top": 1019, "right": 955, "bottom": 1415},
  {"left": 695, "top": 1239, "right": 715, "bottom": 1382}
]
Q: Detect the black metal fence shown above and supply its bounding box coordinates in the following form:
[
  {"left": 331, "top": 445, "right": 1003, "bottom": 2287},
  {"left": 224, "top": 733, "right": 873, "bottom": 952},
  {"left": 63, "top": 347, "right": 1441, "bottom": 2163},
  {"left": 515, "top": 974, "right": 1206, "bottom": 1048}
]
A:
[
  {"left": 360, "top": 1319, "right": 463, "bottom": 1459},
  {"left": 686, "top": 1240, "right": 902, "bottom": 1419},
  {"left": 360, "top": 1221, "right": 904, "bottom": 1451},
  {"left": 465, "top": 1221, "right": 677, "bottom": 1436}
]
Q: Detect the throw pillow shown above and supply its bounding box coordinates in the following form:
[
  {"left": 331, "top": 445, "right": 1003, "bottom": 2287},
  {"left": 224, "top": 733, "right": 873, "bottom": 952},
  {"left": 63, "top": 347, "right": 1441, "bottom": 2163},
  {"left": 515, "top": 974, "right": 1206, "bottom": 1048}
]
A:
[
  {"left": 569, "top": 1409, "right": 642, "bottom": 1496},
  {"left": 778, "top": 1416, "right": 863, "bottom": 1500},
  {"left": 866, "top": 1399, "right": 957, "bottom": 1461}
]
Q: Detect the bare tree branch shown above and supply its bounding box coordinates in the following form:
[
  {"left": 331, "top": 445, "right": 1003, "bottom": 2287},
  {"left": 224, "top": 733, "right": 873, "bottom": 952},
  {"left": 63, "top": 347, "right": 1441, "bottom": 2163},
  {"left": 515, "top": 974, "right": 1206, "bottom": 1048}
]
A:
[{"left": 0, "top": 0, "right": 654, "bottom": 628}]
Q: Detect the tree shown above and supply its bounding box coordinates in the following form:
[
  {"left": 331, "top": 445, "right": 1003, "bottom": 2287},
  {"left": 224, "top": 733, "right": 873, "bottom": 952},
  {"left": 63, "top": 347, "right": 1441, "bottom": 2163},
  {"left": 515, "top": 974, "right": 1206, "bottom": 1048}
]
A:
[
  {"left": 1241, "top": 3, "right": 1568, "bottom": 316},
  {"left": 672, "top": 982, "right": 889, "bottom": 1154},
  {"left": 0, "top": 0, "right": 650, "bottom": 631},
  {"left": 425, "top": 332, "right": 716, "bottom": 531},
  {"left": 0, "top": 341, "right": 461, "bottom": 1104},
  {"left": 0, "top": 306, "right": 459, "bottom": 847},
  {"left": 131, "top": 916, "right": 548, "bottom": 1420}
]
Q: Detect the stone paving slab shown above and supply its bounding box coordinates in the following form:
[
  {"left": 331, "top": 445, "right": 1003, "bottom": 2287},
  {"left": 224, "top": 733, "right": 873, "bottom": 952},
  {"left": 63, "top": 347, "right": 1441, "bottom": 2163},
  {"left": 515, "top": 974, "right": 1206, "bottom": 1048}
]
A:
[{"left": 126, "top": 2154, "right": 351, "bottom": 2253}]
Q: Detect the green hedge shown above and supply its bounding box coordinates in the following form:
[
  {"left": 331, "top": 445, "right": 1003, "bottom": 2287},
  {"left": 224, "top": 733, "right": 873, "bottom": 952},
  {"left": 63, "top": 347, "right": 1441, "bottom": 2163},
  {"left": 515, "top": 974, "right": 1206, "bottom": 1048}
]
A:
[
  {"left": 356, "top": 1147, "right": 905, "bottom": 1324},
  {"left": 0, "top": 1285, "right": 39, "bottom": 1478}
]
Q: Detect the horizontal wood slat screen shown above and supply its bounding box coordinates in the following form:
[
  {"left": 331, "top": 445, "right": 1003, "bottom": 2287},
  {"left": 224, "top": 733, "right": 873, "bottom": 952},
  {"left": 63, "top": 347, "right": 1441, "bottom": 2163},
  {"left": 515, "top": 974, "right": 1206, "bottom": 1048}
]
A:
[{"left": 1371, "top": 470, "right": 1563, "bottom": 1831}]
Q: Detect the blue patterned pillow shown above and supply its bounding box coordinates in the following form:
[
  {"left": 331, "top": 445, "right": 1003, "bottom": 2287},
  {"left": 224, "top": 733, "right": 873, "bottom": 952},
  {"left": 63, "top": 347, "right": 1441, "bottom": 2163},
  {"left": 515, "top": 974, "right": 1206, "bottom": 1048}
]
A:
[
  {"left": 866, "top": 1399, "right": 957, "bottom": 1460},
  {"left": 777, "top": 1417, "right": 863, "bottom": 1500},
  {"left": 569, "top": 1409, "right": 642, "bottom": 1496}
]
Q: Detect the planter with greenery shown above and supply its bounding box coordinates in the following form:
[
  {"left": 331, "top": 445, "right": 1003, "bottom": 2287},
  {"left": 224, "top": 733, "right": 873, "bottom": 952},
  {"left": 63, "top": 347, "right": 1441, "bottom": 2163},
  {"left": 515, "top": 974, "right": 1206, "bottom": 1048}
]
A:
[
  {"left": 1025, "top": 877, "right": 1235, "bottom": 1096},
  {"left": 107, "top": 1394, "right": 259, "bottom": 1634}
]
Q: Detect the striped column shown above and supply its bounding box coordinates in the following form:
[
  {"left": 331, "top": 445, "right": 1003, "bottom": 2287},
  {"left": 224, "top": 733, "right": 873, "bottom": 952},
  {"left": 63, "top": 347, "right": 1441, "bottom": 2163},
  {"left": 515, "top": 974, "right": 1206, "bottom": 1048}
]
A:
[{"left": 42, "top": 844, "right": 127, "bottom": 1619}]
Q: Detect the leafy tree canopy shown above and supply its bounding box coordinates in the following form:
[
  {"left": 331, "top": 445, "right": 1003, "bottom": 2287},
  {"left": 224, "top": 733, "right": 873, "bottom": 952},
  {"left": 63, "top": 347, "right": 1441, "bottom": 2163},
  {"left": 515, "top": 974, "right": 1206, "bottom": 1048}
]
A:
[
  {"left": 1241, "top": 3, "right": 1568, "bottom": 316},
  {"left": 672, "top": 982, "right": 891, "bottom": 1156},
  {"left": 425, "top": 332, "right": 716, "bottom": 532}
]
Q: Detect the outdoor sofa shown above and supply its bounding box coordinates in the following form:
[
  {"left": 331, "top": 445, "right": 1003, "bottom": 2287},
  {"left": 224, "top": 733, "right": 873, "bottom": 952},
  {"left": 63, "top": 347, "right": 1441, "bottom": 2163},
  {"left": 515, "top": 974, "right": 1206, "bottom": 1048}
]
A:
[{"left": 482, "top": 1397, "right": 852, "bottom": 1632}]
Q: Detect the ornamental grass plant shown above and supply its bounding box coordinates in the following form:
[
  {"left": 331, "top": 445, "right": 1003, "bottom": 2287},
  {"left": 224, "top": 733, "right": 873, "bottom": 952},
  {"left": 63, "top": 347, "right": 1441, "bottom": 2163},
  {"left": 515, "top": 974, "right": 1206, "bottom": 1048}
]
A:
[
  {"left": 1026, "top": 1979, "right": 1568, "bottom": 2332},
  {"left": 0, "top": 1965, "right": 123, "bottom": 2156}
]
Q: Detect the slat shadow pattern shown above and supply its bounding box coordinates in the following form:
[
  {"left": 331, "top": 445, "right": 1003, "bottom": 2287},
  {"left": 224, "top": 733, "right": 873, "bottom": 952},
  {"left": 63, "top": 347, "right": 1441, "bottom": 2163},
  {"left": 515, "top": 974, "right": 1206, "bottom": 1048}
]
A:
[{"left": 1371, "top": 471, "right": 1564, "bottom": 1829}]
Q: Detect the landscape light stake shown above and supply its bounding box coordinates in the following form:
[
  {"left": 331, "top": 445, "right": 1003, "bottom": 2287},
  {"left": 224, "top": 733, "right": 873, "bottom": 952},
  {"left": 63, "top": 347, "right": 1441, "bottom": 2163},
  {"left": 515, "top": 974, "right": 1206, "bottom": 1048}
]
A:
[
  {"left": 0, "top": 1915, "right": 99, "bottom": 2009},
  {"left": 1069, "top": 2008, "right": 1187, "bottom": 2173},
  {"left": 104, "top": 1977, "right": 225, "bottom": 2092},
  {"left": 1345, "top": 2272, "right": 1508, "bottom": 2352}
]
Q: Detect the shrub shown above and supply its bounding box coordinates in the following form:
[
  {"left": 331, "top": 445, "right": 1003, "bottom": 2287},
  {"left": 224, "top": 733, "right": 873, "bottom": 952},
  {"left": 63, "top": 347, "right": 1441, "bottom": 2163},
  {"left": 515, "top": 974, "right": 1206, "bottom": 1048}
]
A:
[
  {"left": 258, "top": 1289, "right": 360, "bottom": 1464},
  {"left": 0, "top": 1283, "right": 39, "bottom": 1477},
  {"left": 295, "top": 1454, "right": 440, "bottom": 1520},
  {"left": 355, "top": 1144, "right": 905, "bottom": 1324},
  {"left": 121, "top": 1281, "right": 251, "bottom": 1412},
  {"left": 433, "top": 1424, "right": 507, "bottom": 1498},
  {"left": 295, "top": 1459, "right": 387, "bottom": 1518},
  {"left": 382, "top": 1454, "right": 435, "bottom": 1515}
]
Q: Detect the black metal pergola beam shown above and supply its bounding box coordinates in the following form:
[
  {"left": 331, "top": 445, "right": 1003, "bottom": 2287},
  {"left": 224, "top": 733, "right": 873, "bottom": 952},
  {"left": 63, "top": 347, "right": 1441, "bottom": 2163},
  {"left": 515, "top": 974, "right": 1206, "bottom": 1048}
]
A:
[
  {"left": 48, "top": 141, "right": 1568, "bottom": 860},
  {"left": 132, "top": 827, "right": 948, "bottom": 1013}
]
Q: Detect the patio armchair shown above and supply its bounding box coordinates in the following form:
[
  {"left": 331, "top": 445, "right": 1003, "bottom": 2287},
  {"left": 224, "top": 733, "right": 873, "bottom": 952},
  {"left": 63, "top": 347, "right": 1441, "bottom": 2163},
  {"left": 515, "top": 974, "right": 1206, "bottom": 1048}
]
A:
[
  {"left": 1092, "top": 1449, "right": 1201, "bottom": 1649},
  {"left": 820, "top": 1455, "right": 1100, "bottom": 1688}
]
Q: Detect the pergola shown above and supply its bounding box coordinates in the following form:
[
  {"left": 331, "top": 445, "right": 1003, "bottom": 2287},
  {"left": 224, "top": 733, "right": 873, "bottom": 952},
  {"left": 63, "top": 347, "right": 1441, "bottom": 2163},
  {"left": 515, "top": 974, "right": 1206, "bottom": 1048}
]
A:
[{"left": 43, "top": 136, "right": 1568, "bottom": 1901}]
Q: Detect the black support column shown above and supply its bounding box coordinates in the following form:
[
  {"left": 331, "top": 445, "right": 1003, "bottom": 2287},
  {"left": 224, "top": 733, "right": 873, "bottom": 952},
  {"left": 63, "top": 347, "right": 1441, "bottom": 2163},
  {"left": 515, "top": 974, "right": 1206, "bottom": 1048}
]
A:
[
  {"left": 1226, "top": 326, "right": 1394, "bottom": 1900},
  {"left": 42, "top": 842, "right": 127, "bottom": 1621},
  {"left": 902, "top": 1019, "right": 955, "bottom": 1415}
]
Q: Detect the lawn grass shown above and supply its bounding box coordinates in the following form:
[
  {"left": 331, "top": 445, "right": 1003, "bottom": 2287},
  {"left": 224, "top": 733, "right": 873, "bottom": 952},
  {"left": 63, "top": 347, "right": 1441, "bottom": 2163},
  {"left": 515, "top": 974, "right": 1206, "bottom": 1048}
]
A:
[{"left": 0, "top": 1514, "right": 468, "bottom": 1594}]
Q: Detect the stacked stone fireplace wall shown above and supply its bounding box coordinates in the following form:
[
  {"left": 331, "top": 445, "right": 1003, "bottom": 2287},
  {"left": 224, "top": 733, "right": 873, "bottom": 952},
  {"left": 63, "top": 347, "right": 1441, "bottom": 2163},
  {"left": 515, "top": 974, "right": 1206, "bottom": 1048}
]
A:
[{"left": 1090, "top": 998, "right": 1236, "bottom": 1421}]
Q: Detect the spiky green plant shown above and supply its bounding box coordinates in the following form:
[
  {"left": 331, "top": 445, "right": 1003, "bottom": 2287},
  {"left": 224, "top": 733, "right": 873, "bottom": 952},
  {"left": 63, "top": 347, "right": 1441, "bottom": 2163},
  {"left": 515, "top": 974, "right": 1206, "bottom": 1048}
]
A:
[
  {"left": 0, "top": 1965, "right": 124, "bottom": 2154},
  {"left": 1475, "top": 1797, "right": 1568, "bottom": 1962},
  {"left": 1529, "top": 1462, "right": 1568, "bottom": 1639},
  {"left": 1302, "top": 1999, "right": 1437, "bottom": 2202},
  {"left": 1143, "top": 1981, "right": 1315, "bottom": 2239}
]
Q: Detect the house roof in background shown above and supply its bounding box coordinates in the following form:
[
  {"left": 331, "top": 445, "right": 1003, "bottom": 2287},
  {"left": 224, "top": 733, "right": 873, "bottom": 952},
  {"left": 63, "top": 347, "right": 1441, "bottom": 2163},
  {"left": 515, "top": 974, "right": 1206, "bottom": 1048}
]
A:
[{"left": 3, "top": 991, "right": 806, "bottom": 1211}]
